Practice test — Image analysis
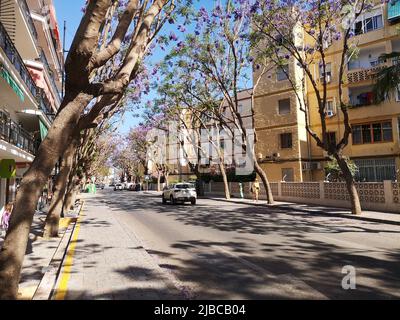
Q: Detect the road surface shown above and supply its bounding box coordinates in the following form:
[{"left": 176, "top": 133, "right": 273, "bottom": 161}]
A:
[{"left": 59, "top": 189, "right": 400, "bottom": 299}]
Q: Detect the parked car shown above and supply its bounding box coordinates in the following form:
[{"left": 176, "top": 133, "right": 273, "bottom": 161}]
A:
[
  {"left": 96, "top": 183, "right": 105, "bottom": 190},
  {"left": 122, "top": 182, "right": 133, "bottom": 190},
  {"left": 162, "top": 183, "right": 197, "bottom": 205},
  {"left": 114, "top": 183, "right": 124, "bottom": 191}
]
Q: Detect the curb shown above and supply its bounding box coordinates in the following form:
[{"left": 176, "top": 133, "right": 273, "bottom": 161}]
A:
[
  {"left": 32, "top": 202, "right": 84, "bottom": 300},
  {"left": 206, "top": 197, "right": 400, "bottom": 226}
]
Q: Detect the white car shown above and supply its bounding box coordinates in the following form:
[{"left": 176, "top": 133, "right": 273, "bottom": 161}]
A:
[
  {"left": 162, "top": 183, "right": 197, "bottom": 205},
  {"left": 124, "top": 182, "right": 134, "bottom": 190},
  {"left": 114, "top": 183, "right": 124, "bottom": 191}
]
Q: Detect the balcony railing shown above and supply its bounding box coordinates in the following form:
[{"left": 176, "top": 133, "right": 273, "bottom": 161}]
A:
[
  {"left": 39, "top": 50, "right": 61, "bottom": 103},
  {"left": 388, "top": 0, "right": 400, "bottom": 21},
  {"left": 349, "top": 91, "right": 375, "bottom": 108},
  {"left": 0, "top": 111, "right": 38, "bottom": 155},
  {"left": 347, "top": 65, "right": 386, "bottom": 84},
  {"left": 37, "top": 88, "right": 55, "bottom": 123},
  {"left": 0, "top": 21, "right": 38, "bottom": 100},
  {"left": 17, "top": 0, "right": 38, "bottom": 40}
]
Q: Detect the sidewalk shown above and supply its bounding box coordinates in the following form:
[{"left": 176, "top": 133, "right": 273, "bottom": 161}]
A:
[
  {"left": 51, "top": 193, "right": 182, "bottom": 300},
  {"left": 0, "top": 204, "right": 81, "bottom": 300},
  {"left": 206, "top": 196, "right": 400, "bottom": 225}
]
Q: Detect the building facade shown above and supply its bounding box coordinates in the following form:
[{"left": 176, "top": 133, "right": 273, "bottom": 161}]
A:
[
  {"left": 0, "top": 0, "right": 63, "bottom": 208},
  {"left": 254, "top": 1, "right": 400, "bottom": 183}
]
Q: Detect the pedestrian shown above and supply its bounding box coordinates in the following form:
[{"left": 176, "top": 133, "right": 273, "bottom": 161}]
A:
[
  {"left": 239, "top": 182, "right": 244, "bottom": 199},
  {"left": 1, "top": 203, "right": 13, "bottom": 235},
  {"left": 251, "top": 178, "right": 260, "bottom": 203}
]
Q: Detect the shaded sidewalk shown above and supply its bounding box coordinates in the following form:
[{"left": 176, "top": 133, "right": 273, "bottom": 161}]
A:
[{"left": 0, "top": 204, "right": 81, "bottom": 300}]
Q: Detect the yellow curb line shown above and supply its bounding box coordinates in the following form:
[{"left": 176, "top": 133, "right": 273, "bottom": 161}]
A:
[{"left": 53, "top": 202, "right": 84, "bottom": 300}]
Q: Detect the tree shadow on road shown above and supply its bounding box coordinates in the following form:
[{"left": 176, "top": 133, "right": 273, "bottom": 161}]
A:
[{"left": 75, "top": 192, "right": 400, "bottom": 300}]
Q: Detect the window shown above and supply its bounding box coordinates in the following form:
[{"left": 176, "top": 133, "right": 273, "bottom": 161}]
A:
[
  {"left": 326, "top": 132, "right": 336, "bottom": 149},
  {"left": 382, "top": 122, "right": 393, "bottom": 141},
  {"left": 277, "top": 65, "right": 289, "bottom": 81},
  {"left": 352, "top": 125, "right": 362, "bottom": 144},
  {"left": 220, "top": 138, "right": 225, "bottom": 150},
  {"left": 362, "top": 124, "right": 372, "bottom": 143},
  {"left": 326, "top": 100, "right": 336, "bottom": 115},
  {"left": 278, "top": 99, "right": 291, "bottom": 115},
  {"left": 352, "top": 121, "right": 393, "bottom": 144},
  {"left": 365, "top": 15, "right": 383, "bottom": 32},
  {"left": 396, "top": 85, "right": 400, "bottom": 102},
  {"left": 354, "top": 158, "right": 396, "bottom": 182},
  {"left": 319, "top": 62, "right": 332, "bottom": 80},
  {"left": 282, "top": 168, "right": 294, "bottom": 182},
  {"left": 398, "top": 117, "right": 400, "bottom": 141},
  {"left": 353, "top": 11, "right": 383, "bottom": 35},
  {"left": 280, "top": 133, "right": 293, "bottom": 149},
  {"left": 351, "top": 91, "right": 374, "bottom": 107}
]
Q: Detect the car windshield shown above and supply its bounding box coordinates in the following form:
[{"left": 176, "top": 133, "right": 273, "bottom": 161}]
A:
[{"left": 176, "top": 184, "right": 195, "bottom": 189}]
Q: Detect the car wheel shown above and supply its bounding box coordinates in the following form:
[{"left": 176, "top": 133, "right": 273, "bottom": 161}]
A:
[
  {"left": 162, "top": 195, "right": 167, "bottom": 204},
  {"left": 191, "top": 198, "right": 196, "bottom": 205},
  {"left": 170, "top": 195, "right": 176, "bottom": 205}
]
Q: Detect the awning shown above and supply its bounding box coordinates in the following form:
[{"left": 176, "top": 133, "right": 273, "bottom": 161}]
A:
[
  {"left": 0, "top": 159, "right": 16, "bottom": 179},
  {"left": 0, "top": 64, "right": 25, "bottom": 102},
  {"left": 39, "top": 119, "right": 48, "bottom": 141}
]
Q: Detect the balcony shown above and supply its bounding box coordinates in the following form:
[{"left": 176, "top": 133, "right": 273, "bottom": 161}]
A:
[
  {"left": 0, "top": 111, "right": 38, "bottom": 155},
  {"left": 37, "top": 88, "right": 55, "bottom": 123},
  {"left": 388, "top": 0, "right": 400, "bottom": 22},
  {"left": 39, "top": 50, "right": 61, "bottom": 105},
  {"left": 347, "top": 65, "right": 385, "bottom": 84},
  {"left": 349, "top": 85, "right": 375, "bottom": 108},
  {"left": 0, "top": 21, "right": 37, "bottom": 100},
  {"left": 18, "top": 0, "right": 38, "bottom": 40}
]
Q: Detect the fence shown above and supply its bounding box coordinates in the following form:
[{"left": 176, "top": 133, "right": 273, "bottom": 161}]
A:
[{"left": 205, "top": 181, "right": 400, "bottom": 213}]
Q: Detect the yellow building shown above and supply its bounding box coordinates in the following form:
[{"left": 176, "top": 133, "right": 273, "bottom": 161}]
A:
[{"left": 254, "top": 1, "right": 400, "bottom": 183}]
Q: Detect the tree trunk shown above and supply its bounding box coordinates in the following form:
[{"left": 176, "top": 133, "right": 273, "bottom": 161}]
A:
[
  {"left": 219, "top": 163, "right": 231, "bottom": 200},
  {"left": 254, "top": 161, "right": 274, "bottom": 204},
  {"left": 335, "top": 154, "right": 362, "bottom": 215},
  {"left": 157, "top": 172, "right": 161, "bottom": 192},
  {"left": 0, "top": 92, "right": 92, "bottom": 299},
  {"left": 43, "top": 141, "right": 77, "bottom": 238},
  {"left": 63, "top": 181, "right": 81, "bottom": 213},
  {"left": 62, "top": 165, "right": 78, "bottom": 213},
  {"left": 165, "top": 172, "right": 169, "bottom": 187}
]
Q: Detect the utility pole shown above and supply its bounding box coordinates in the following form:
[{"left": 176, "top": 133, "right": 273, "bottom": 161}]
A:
[{"left": 61, "top": 20, "right": 67, "bottom": 98}]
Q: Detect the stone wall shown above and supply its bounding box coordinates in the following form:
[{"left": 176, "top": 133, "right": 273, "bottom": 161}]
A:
[{"left": 205, "top": 180, "right": 399, "bottom": 213}]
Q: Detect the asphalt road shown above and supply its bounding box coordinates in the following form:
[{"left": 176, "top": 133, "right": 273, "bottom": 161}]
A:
[{"left": 95, "top": 188, "right": 400, "bottom": 299}]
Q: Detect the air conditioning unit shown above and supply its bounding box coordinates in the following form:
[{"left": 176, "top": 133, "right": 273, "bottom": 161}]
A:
[{"left": 326, "top": 110, "right": 335, "bottom": 117}]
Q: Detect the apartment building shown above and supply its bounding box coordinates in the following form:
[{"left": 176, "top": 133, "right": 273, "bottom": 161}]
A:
[
  {"left": 0, "top": 0, "right": 63, "bottom": 207},
  {"left": 165, "top": 90, "right": 254, "bottom": 182},
  {"left": 254, "top": 1, "right": 400, "bottom": 183}
]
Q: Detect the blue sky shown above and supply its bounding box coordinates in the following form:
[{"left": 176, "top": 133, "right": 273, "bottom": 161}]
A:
[{"left": 53, "top": 1, "right": 234, "bottom": 134}]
